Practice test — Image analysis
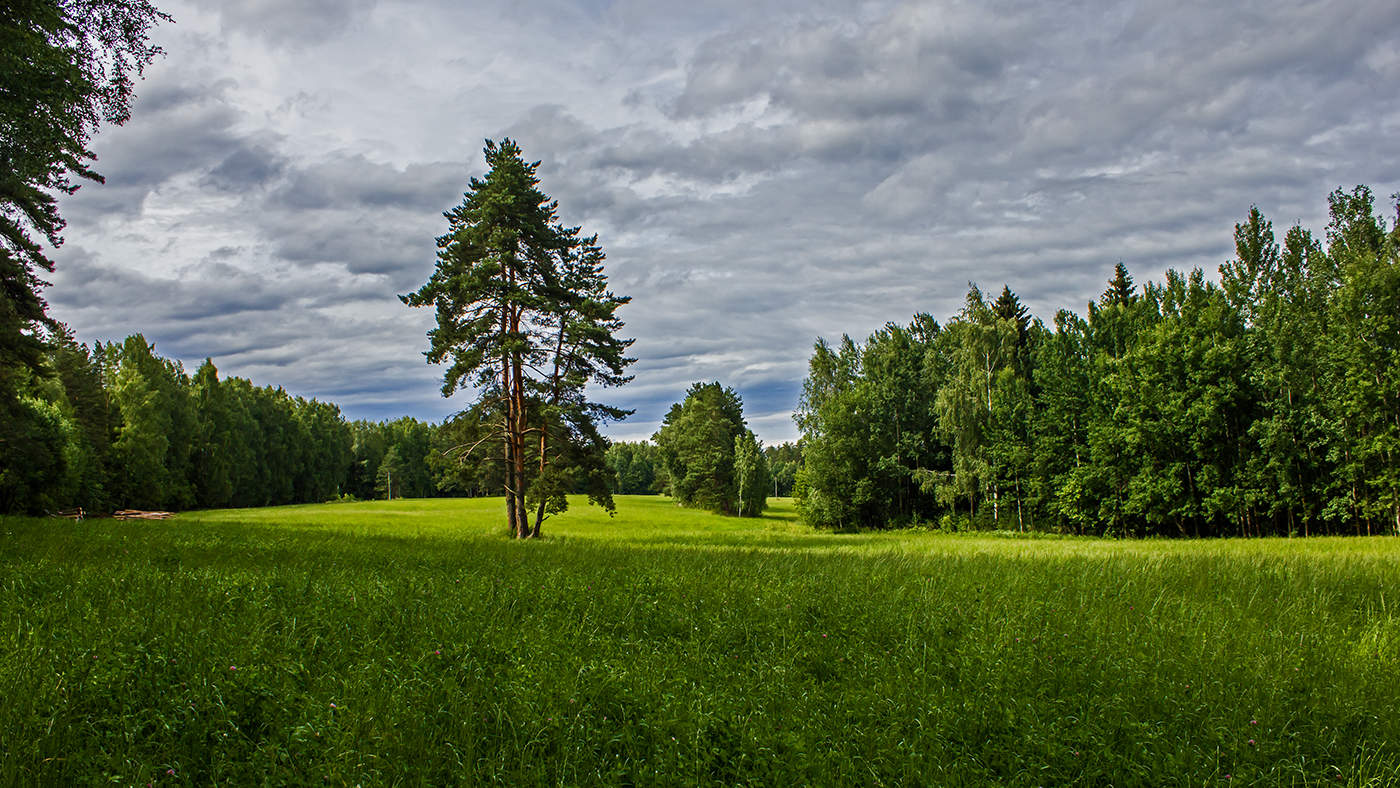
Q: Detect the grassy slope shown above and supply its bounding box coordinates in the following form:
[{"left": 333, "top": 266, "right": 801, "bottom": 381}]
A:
[{"left": 1, "top": 496, "right": 1398, "bottom": 785}]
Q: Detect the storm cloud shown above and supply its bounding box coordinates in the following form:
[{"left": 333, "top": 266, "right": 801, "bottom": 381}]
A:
[{"left": 45, "top": 0, "right": 1400, "bottom": 440}]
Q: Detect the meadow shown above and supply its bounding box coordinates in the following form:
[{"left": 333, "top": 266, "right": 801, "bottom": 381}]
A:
[{"left": 1, "top": 497, "right": 1398, "bottom": 786}]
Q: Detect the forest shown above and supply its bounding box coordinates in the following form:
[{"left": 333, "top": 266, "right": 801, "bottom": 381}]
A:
[
  {"left": 1, "top": 328, "right": 447, "bottom": 513},
  {"left": 0, "top": 326, "right": 794, "bottom": 516},
  {"left": 5, "top": 1, "right": 1395, "bottom": 535},
  {"left": 795, "top": 188, "right": 1400, "bottom": 537},
  {"left": 3, "top": 186, "right": 1396, "bottom": 539}
]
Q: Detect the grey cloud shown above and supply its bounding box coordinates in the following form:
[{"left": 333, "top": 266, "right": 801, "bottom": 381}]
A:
[
  {"left": 190, "top": 0, "right": 378, "bottom": 46},
  {"left": 269, "top": 155, "right": 464, "bottom": 212},
  {"left": 66, "top": 76, "right": 247, "bottom": 223},
  {"left": 258, "top": 208, "right": 438, "bottom": 286},
  {"left": 50, "top": 250, "right": 294, "bottom": 320},
  {"left": 196, "top": 152, "right": 469, "bottom": 287},
  {"left": 204, "top": 143, "right": 288, "bottom": 191},
  {"left": 668, "top": 3, "right": 1026, "bottom": 125},
  {"left": 48, "top": 0, "right": 1400, "bottom": 443}
]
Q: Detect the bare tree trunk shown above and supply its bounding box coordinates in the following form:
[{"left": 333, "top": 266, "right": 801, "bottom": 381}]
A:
[
  {"left": 532, "top": 426, "right": 547, "bottom": 537},
  {"left": 1015, "top": 477, "right": 1023, "bottom": 532},
  {"left": 506, "top": 305, "right": 523, "bottom": 540}
]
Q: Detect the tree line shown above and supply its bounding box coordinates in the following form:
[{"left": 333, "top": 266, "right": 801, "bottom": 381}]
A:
[
  {"left": 7, "top": 327, "right": 797, "bottom": 515},
  {"left": 604, "top": 436, "right": 799, "bottom": 501},
  {"left": 0, "top": 324, "right": 799, "bottom": 515},
  {"left": 608, "top": 382, "right": 802, "bottom": 515},
  {"left": 797, "top": 186, "right": 1400, "bottom": 537},
  {"left": 0, "top": 329, "right": 500, "bottom": 514}
]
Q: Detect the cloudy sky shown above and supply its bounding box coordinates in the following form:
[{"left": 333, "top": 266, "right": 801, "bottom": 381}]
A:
[{"left": 47, "top": 0, "right": 1400, "bottom": 442}]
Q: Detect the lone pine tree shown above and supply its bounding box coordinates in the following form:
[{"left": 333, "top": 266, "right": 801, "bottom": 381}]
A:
[{"left": 402, "top": 139, "right": 633, "bottom": 538}]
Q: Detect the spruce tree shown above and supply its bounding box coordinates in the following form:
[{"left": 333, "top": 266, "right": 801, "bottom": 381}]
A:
[{"left": 1103, "top": 263, "right": 1138, "bottom": 306}]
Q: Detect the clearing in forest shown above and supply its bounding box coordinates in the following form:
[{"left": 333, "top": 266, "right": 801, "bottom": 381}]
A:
[{"left": 2, "top": 497, "right": 1397, "bottom": 785}]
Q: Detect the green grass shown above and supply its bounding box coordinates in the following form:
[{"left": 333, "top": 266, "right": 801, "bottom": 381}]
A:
[{"left": 2, "top": 496, "right": 1398, "bottom": 785}]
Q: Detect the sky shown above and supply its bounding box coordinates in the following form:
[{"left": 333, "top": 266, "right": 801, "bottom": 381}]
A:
[{"left": 45, "top": 0, "right": 1400, "bottom": 443}]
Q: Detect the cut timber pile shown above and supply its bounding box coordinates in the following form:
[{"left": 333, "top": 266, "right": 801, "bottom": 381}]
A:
[
  {"left": 113, "top": 509, "right": 175, "bottom": 520},
  {"left": 54, "top": 508, "right": 85, "bottom": 520}
]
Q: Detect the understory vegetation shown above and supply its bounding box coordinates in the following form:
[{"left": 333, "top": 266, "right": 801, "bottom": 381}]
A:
[{"left": 2, "top": 497, "right": 1398, "bottom": 785}]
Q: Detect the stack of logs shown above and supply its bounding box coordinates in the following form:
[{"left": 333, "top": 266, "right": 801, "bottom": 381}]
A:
[
  {"left": 51, "top": 509, "right": 175, "bottom": 520},
  {"left": 113, "top": 509, "right": 175, "bottom": 520}
]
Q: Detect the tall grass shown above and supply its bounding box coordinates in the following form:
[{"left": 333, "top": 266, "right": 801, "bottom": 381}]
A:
[{"left": 1, "top": 497, "right": 1397, "bottom": 785}]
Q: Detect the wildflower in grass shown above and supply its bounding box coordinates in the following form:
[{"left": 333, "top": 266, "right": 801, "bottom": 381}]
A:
[
  {"left": 1248, "top": 739, "right": 1255, "bottom": 746},
  {"left": 1250, "top": 719, "right": 1257, "bottom": 725},
  {"left": 229, "top": 665, "right": 236, "bottom": 671}
]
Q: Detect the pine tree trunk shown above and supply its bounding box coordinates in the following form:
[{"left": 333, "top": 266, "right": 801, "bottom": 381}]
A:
[
  {"left": 512, "top": 339, "right": 529, "bottom": 538},
  {"left": 502, "top": 317, "right": 518, "bottom": 538}
]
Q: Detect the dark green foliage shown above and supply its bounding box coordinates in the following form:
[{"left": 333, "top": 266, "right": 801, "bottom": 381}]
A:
[
  {"left": 1321, "top": 186, "right": 1400, "bottom": 533},
  {"left": 934, "top": 290, "right": 1038, "bottom": 529},
  {"left": 190, "top": 360, "right": 242, "bottom": 509},
  {"left": 402, "top": 139, "right": 633, "bottom": 537},
  {"left": 0, "top": 0, "right": 169, "bottom": 410},
  {"left": 991, "top": 285, "right": 1031, "bottom": 352},
  {"left": 0, "top": 394, "right": 75, "bottom": 512},
  {"left": 799, "top": 186, "right": 1400, "bottom": 536},
  {"left": 605, "top": 440, "right": 662, "bottom": 494},
  {"left": 1115, "top": 271, "right": 1253, "bottom": 536},
  {"left": 426, "top": 406, "right": 504, "bottom": 497},
  {"left": 1102, "top": 262, "right": 1138, "bottom": 307},
  {"left": 763, "top": 442, "right": 801, "bottom": 497},
  {"left": 106, "top": 334, "right": 196, "bottom": 510},
  {"left": 796, "top": 317, "right": 948, "bottom": 529},
  {"left": 653, "top": 382, "right": 749, "bottom": 515},
  {"left": 1, "top": 333, "right": 369, "bottom": 513}
]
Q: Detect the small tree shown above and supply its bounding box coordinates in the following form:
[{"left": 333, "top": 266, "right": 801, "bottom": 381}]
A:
[
  {"left": 377, "top": 446, "right": 404, "bottom": 500},
  {"left": 653, "top": 382, "right": 748, "bottom": 515},
  {"left": 733, "top": 430, "right": 769, "bottom": 517}
]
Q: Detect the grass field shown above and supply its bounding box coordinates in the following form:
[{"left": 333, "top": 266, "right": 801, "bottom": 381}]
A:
[{"left": 2, "top": 496, "right": 1398, "bottom": 785}]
